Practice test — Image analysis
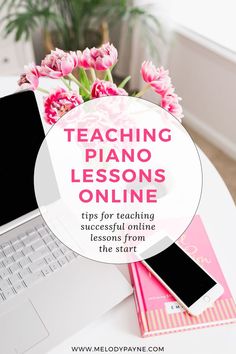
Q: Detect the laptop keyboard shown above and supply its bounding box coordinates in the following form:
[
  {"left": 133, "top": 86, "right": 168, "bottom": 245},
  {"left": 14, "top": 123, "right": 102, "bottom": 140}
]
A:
[{"left": 0, "top": 222, "right": 78, "bottom": 303}]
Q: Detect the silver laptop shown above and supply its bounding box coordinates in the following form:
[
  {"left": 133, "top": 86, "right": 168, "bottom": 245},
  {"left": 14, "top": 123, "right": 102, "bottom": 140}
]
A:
[{"left": 0, "top": 91, "right": 132, "bottom": 354}]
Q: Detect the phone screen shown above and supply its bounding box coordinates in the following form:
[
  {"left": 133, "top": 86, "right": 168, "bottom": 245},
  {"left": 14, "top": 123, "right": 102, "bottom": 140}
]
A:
[{"left": 144, "top": 243, "right": 216, "bottom": 307}]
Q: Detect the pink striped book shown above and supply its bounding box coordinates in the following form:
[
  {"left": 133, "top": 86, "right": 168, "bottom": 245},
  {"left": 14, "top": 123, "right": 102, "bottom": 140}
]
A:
[{"left": 129, "top": 215, "right": 236, "bottom": 337}]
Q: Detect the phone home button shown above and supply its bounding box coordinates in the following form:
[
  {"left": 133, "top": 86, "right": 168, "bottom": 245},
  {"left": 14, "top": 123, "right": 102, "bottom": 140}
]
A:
[{"left": 204, "top": 295, "right": 211, "bottom": 303}]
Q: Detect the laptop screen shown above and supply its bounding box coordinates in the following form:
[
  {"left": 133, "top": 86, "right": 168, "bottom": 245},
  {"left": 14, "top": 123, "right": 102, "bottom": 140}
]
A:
[{"left": 0, "top": 91, "right": 45, "bottom": 226}]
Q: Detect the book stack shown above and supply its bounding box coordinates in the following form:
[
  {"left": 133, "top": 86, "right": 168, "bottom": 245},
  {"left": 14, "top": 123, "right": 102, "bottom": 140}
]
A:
[{"left": 129, "top": 216, "right": 236, "bottom": 336}]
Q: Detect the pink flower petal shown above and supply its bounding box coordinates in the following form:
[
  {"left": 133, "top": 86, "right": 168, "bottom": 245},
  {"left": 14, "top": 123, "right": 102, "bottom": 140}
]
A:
[
  {"left": 44, "top": 87, "right": 84, "bottom": 125},
  {"left": 91, "top": 79, "right": 127, "bottom": 98}
]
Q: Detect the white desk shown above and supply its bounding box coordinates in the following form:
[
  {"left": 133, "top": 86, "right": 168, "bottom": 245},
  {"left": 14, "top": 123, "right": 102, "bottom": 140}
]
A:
[
  {"left": 49, "top": 149, "right": 236, "bottom": 354},
  {"left": 1, "top": 77, "right": 236, "bottom": 354}
]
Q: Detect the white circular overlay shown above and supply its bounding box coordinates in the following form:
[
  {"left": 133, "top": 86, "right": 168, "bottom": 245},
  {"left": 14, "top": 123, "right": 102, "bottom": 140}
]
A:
[{"left": 34, "top": 96, "right": 202, "bottom": 263}]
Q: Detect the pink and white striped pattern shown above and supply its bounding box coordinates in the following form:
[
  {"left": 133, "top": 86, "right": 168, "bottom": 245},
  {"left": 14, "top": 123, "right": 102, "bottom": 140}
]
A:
[{"left": 140, "top": 298, "right": 236, "bottom": 336}]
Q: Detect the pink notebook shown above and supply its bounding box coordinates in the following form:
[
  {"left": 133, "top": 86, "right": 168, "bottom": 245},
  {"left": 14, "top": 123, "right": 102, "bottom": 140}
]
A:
[{"left": 129, "top": 215, "right": 236, "bottom": 337}]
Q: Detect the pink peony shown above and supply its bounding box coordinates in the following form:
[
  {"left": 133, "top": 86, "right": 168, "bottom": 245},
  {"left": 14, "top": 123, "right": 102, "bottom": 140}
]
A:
[
  {"left": 90, "top": 43, "right": 118, "bottom": 70},
  {"left": 161, "top": 89, "right": 183, "bottom": 122},
  {"left": 150, "top": 68, "right": 171, "bottom": 95},
  {"left": 18, "top": 63, "right": 40, "bottom": 90},
  {"left": 91, "top": 79, "right": 128, "bottom": 98},
  {"left": 141, "top": 61, "right": 183, "bottom": 120},
  {"left": 69, "top": 50, "right": 80, "bottom": 68},
  {"left": 40, "top": 48, "right": 76, "bottom": 78},
  {"left": 77, "top": 48, "right": 94, "bottom": 69},
  {"left": 141, "top": 61, "right": 160, "bottom": 83},
  {"left": 77, "top": 43, "right": 118, "bottom": 70},
  {"left": 44, "top": 87, "right": 84, "bottom": 124},
  {"left": 141, "top": 61, "right": 171, "bottom": 94}
]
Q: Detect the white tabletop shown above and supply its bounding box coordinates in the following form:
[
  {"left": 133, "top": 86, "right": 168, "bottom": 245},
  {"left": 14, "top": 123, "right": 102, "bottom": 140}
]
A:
[
  {"left": 1, "top": 77, "right": 236, "bottom": 354},
  {"left": 49, "top": 150, "right": 236, "bottom": 354}
]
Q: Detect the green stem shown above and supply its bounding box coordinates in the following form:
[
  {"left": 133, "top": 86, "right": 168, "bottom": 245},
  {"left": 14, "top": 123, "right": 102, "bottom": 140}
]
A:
[
  {"left": 90, "top": 68, "right": 96, "bottom": 82},
  {"left": 135, "top": 84, "right": 151, "bottom": 98},
  {"left": 67, "top": 73, "right": 90, "bottom": 95},
  {"left": 118, "top": 75, "right": 131, "bottom": 89},
  {"left": 37, "top": 87, "right": 50, "bottom": 94},
  {"left": 61, "top": 78, "right": 71, "bottom": 90},
  {"left": 106, "top": 68, "right": 113, "bottom": 82}
]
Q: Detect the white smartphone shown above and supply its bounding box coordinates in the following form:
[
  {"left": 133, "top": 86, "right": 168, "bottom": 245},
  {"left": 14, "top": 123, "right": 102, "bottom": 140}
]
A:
[{"left": 142, "top": 242, "right": 224, "bottom": 316}]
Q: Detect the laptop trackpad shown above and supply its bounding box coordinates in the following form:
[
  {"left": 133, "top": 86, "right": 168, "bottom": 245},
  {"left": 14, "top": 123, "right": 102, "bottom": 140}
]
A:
[{"left": 0, "top": 300, "right": 49, "bottom": 354}]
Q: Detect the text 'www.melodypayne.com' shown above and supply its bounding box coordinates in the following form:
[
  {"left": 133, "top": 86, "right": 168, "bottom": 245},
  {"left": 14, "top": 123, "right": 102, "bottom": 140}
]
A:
[{"left": 70, "top": 346, "right": 165, "bottom": 353}]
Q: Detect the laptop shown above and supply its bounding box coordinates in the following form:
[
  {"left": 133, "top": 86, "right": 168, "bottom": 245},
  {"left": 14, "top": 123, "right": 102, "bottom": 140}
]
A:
[{"left": 0, "top": 91, "right": 132, "bottom": 354}]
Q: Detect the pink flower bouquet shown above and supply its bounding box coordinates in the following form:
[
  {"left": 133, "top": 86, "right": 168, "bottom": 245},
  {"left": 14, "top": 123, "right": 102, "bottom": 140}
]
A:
[{"left": 18, "top": 43, "right": 183, "bottom": 125}]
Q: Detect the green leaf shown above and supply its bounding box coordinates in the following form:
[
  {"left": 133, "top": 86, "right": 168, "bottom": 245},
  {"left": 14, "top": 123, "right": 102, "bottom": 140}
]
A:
[
  {"left": 118, "top": 75, "right": 131, "bottom": 89},
  {"left": 77, "top": 69, "right": 91, "bottom": 100},
  {"left": 79, "top": 85, "right": 90, "bottom": 100},
  {"left": 79, "top": 68, "right": 90, "bottom": 89}
]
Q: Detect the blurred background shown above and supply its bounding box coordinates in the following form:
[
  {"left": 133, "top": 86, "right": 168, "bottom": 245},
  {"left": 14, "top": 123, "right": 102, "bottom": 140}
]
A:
[{"left": 0, "top": 0, "right": 235, "bottom": 201}]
